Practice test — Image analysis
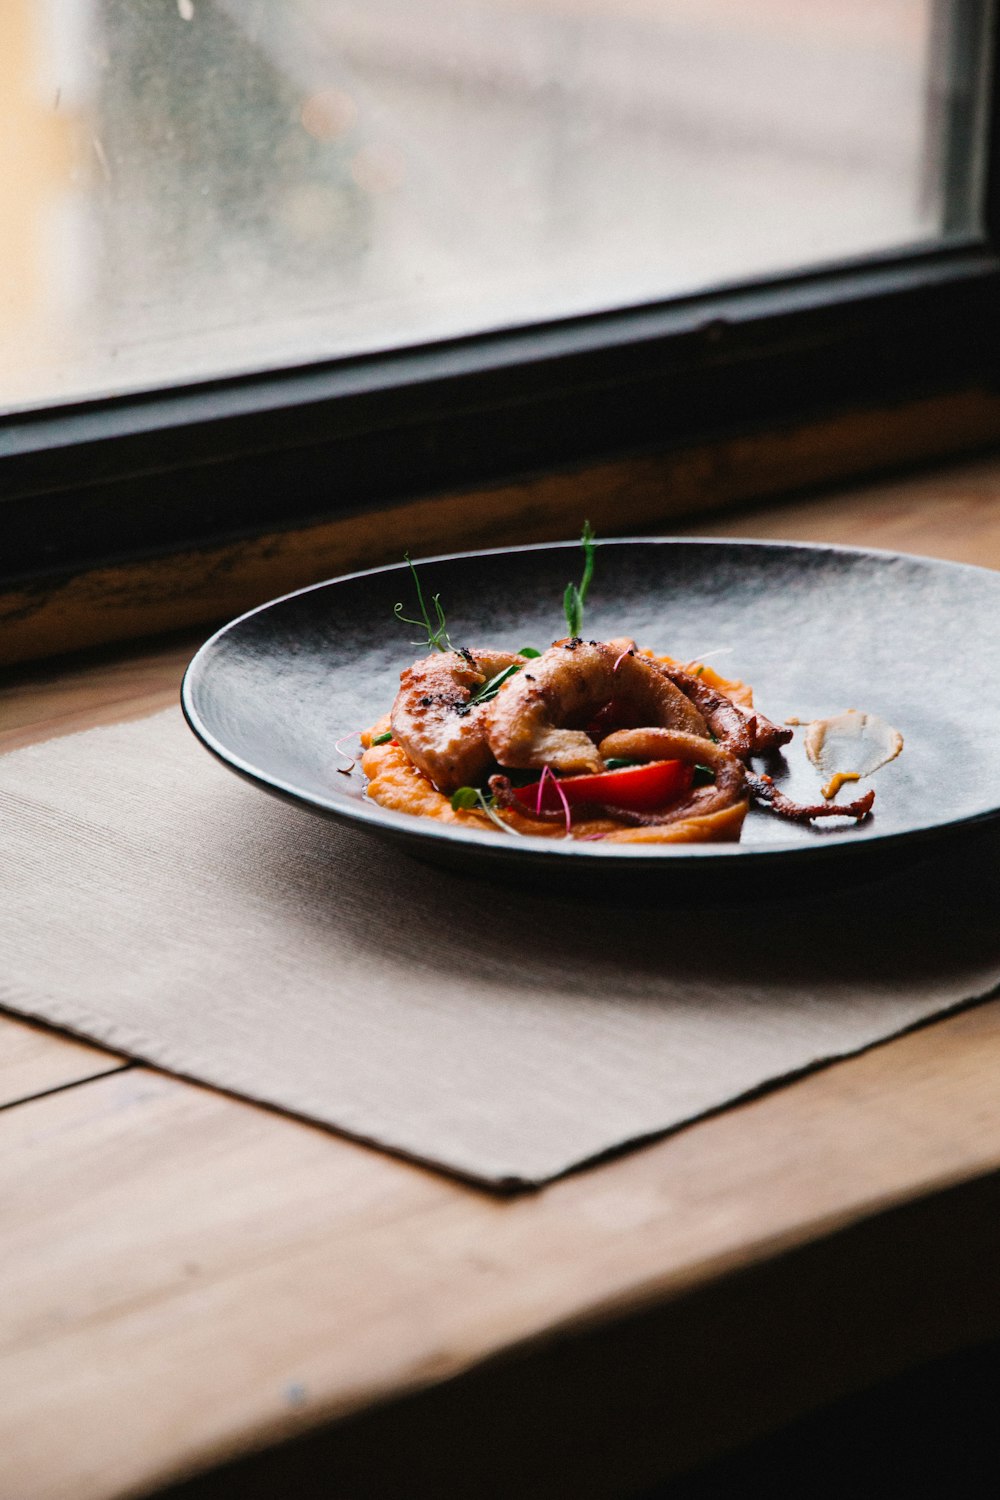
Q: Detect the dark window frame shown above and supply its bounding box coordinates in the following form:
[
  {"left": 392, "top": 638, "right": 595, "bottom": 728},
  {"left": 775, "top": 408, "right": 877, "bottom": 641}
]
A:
[{"left": 2, "top": 3, "right": 998, "bottom": 588}]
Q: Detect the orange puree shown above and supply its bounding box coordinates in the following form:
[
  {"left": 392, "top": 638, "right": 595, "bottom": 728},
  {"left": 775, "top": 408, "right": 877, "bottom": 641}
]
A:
[
  {"left": 651, "top": 652, "right": 754, "bottom": 709},
  {"left": 361, "top": 727, "right": 749, "bottom": 844},
  {"left": 360, "top": 649, "right": 756, "bottom": 844}
]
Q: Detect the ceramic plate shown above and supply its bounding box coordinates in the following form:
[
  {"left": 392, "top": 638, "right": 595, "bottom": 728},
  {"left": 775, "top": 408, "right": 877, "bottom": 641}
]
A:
[{"left": 181, "top": 539, "right": 1000, "bottom": 895}]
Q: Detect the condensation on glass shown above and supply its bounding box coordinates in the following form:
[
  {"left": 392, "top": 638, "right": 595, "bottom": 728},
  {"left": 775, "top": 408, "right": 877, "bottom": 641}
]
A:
[{"left": 0, "top": 0, "right": 993, "bottom": 410}]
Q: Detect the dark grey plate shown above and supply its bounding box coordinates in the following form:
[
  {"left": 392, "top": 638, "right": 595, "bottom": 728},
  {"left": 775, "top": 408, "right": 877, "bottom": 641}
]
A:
[{"left": 181, "top": 539, "right": 1000, "bottom": 896}]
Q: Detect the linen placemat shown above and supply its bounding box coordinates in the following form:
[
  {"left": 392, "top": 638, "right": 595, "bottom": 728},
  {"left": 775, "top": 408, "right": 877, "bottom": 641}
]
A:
[{"left": 2, "top": 707, "right": 998, "bottom": 1189}]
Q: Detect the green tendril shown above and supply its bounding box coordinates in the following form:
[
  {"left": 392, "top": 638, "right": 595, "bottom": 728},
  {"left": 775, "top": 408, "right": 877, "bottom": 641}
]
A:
[
  {"left": 394, "top": 553, "right": 453, "bottom": 652},
  {"left": 563, "top": 520, "right": 596, "bottom": 637}
]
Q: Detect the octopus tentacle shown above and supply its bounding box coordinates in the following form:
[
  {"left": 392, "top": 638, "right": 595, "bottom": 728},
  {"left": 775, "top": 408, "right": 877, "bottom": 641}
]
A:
[
  {"left": 597, "top": 728, "right": 747, "bottom": 826},
  {"left": 485, "top": 640, "right": 708, "bottom": 774},
  {"left": 745, "top": 772, "right": 874, "bottom": 824},
  {"left": 650, "top": 661, "right": 754, "bottom": 756}
]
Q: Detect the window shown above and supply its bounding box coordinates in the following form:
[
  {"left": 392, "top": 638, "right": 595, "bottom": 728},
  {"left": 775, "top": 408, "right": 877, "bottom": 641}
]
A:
[{"left": 2, "top": 1, "right": 998, "bottom": 592}]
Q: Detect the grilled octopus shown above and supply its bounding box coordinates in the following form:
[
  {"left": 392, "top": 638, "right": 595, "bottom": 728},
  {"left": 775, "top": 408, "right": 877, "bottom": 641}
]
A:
[{"left": 384, "top": 636, "right": 875, "bottom": 838}]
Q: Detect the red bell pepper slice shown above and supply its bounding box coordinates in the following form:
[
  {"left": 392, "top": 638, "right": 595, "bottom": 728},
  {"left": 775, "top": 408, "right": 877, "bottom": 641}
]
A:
[{"left": 513, "top": 760, "right": 693, "bottom": 814}]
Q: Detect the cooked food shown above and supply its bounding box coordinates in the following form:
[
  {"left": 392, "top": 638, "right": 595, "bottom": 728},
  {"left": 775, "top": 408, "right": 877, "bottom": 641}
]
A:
[
  {"left": 745, "top": 770, "right": 874, "bottom": 824},
  {"left": 358, "top": 532, "right": 893, "bottom": 844},
  {"left": 362, "top": 637, "right": 878, "bottom": 843},
  {"left": 484, "top": 638, "right": 707, "bottom": 774},
  {"left": 390, "top": 647, "right": 524, "bottom": 793}
]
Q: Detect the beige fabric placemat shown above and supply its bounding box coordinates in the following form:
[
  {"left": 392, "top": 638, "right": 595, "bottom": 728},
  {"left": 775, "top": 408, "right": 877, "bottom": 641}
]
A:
[{"left": 2, "top": 707, "right": 999, "bottom": 1189}]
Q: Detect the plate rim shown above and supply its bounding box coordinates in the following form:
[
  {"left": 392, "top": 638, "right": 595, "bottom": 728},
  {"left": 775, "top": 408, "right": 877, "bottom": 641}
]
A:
[{"left": 180, "top": 536, "right": 1000, "bottom": 867}]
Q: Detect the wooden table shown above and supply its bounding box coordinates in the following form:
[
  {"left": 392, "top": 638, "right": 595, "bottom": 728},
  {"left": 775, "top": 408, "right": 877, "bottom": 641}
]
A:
[{"left": 4, "top": 455, "right": 1000, "bottom": 1500}]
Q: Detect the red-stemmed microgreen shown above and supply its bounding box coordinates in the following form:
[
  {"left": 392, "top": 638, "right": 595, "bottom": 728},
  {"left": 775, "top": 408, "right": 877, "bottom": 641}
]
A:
[
  {"left": 551, "top": 774, "right": 573, "bottom": 838},
  {"left": 394, "top": 553, "right": 453, "bottom": 652},
  {"left": 535, "top": 765, "right": 572, "bottom": 837},
  {"left": 612, "top": 646, "right": 632, "bottom": 673},
  {"left": 333, "top": 731, "right": 361, "bottom": 774},
  {"left": 683, "top": 646, "right": 732, "bottom": 672}
]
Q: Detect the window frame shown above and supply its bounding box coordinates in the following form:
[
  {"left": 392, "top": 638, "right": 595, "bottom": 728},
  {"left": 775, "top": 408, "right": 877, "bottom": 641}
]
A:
[{"left": 1, "top": 3, "right": 998, "bottom": 589}]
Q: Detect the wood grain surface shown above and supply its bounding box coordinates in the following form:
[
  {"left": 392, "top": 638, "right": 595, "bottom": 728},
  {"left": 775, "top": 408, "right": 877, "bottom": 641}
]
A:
[
  {"left": 687, "top": 450, "right": 1000, "bottom": 565},
  {"left": 4, "top": 388, "right": 999, "bottom": 667},
  {"left": 2, "top": 450, "right": 1000, "bottom": 1499},
  {"left": 0, "top": 1016, "right": 124, "bottom": 1109}
]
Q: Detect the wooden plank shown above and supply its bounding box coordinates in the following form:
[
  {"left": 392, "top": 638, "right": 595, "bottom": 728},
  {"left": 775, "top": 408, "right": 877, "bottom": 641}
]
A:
[
  {"left": 0, "top": 1014, "right": 124, "bottom": 1108},
  {"left": 2, "top": 999, "right": 1000, "bottom": 1499},
  {"left": 2, "top": 388, "right": 999, "bottom": 668},
  {"left": 686, "top": 449, "right": 1000, "bottom": 565},
  {"left": 0, "top": 636, "right": 195, "bottom": 754}
]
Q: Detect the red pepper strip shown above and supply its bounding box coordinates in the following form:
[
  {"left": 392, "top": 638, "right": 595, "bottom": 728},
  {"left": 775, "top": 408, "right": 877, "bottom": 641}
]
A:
[{"left": 512, "top": 760, "right": 693, "bottom": 814}]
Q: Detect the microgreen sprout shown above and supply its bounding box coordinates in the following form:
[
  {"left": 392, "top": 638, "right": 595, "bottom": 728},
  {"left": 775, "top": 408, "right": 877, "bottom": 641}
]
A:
[
  {"left": 551, "top": 774, "right": 573, "bottom": 839},
  {"left": 535, "top": 763, "right": 555, "bottom": 816},
  {"left": 394, "top": 553, "right": 453, "bottom": 652},
  {"left": 612, "top": 646, "right": 632, "bottom": 673},
  {"left": 467, "top": 662, "right": 523, "bottom": 708},
  {"left": 603, "top": 757, "right": 640, "bottom": 770},
  {"left": 466, "top": 646, "right": 544, "bottom": 709},
  {"left": 536, "top": 764, "right": 572, "bottom": 837},
  {"left": 450, "top": 785, "right": 523, "bottom": 836},
  {"left": 371, "top": 730, "right": 394, "bottom": 746},
  {"left": 683, "top": 646, "right": 732, "bottom": 671},
  {"left": 563, "top": 520, "right": 596, "bottom": 638},
  {"left": 333, "top": 731, "right": 361, "bottom": 773}
]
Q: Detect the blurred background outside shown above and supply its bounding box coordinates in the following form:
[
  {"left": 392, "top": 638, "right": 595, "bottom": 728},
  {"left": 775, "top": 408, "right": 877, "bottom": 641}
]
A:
[{"left": 0, "top": 0, "right": 991, "bottom": 413}]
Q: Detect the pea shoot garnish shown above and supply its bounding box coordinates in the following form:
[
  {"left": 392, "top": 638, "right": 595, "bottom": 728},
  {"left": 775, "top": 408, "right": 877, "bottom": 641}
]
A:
[
  {"left": 371, "top": 730, "right": 394, "bottom": 745},
  {"left": 450, "top": 785, "right": 523, "bottom": 836},
  {"left": 563, "top": 520, "right": 596, "bottom": 638},
  {"left": 394, "top": 553, "right": 454, "bottom": 652},
  {"left": 467, "top": 662, "right": 523, "bottom": 708}
]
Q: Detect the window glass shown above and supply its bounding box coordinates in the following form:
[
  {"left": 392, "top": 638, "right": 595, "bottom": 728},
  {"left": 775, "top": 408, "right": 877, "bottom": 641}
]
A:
[{"left": 1, "top": 0, "right": 992, "bottom": 411}]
